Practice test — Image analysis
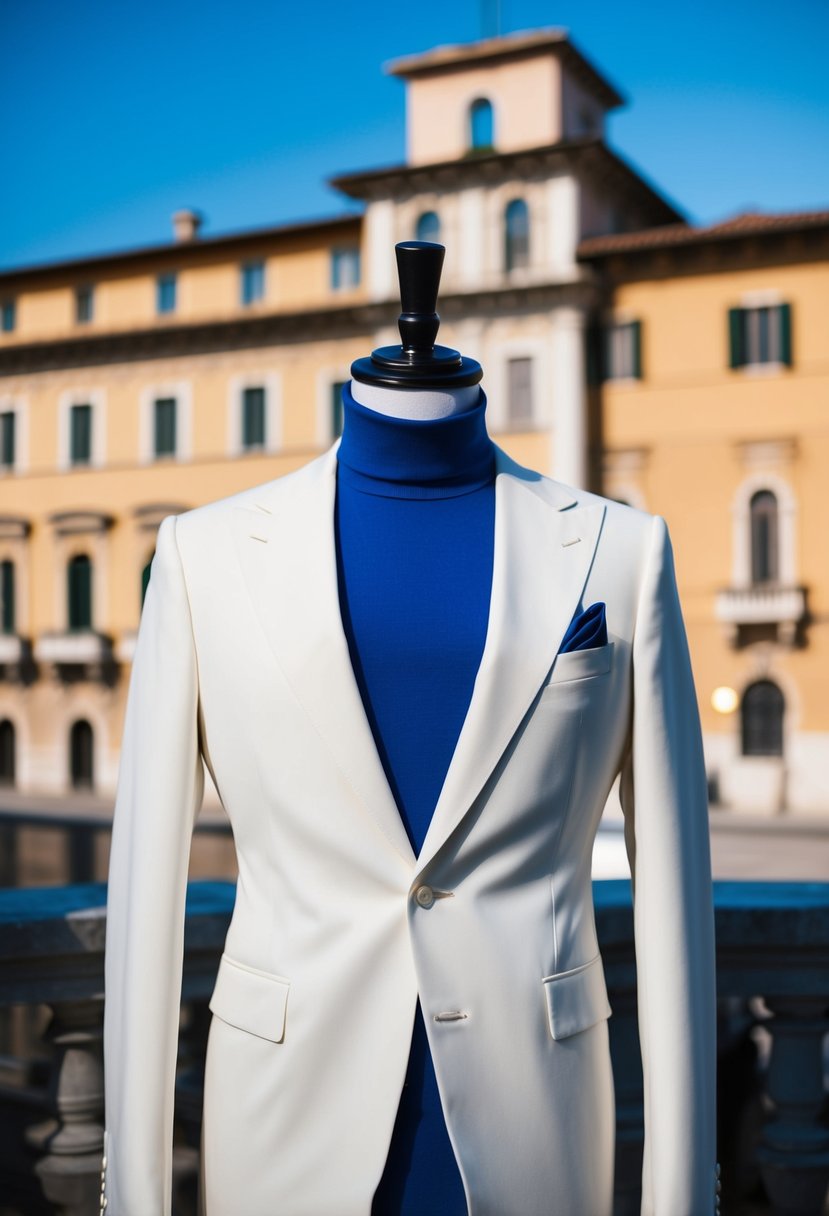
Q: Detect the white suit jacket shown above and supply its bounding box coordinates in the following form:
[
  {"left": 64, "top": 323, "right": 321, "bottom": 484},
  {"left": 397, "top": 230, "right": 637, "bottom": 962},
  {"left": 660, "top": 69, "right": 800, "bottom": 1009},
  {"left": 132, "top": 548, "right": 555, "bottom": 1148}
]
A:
[{"left": 102, "top": 438, "right": 719, "bottom": 1216}]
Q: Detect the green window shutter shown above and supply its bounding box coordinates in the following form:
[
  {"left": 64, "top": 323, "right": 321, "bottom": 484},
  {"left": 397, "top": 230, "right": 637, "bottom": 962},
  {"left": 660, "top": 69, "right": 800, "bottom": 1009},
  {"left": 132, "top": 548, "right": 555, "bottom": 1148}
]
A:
[
  {"left": 70, "top": 404, "right": 92, "bottom": 464},
  {"left": 1, "top": 560, "right": 14, "bottom": 633},
  {"left": 68, "top": 556, "right": 92, "bottom": 631},
  {"left": 728, "top": 307, "right": 744, "bottom": 368},
  {"left": 631, "top": 320, "right": 642, "bottom": 379},
  {"left": 585, "top": 321, "right": 603, "bottom": 386},
  {"left": 331, "top": 381, "right": 346, "bottom": 437},
  {"left": 1, "top": 412, "right": 15, "bottom": 467},
  {"left": 154, "top": 398, "right": 177, "bottom": 457},
  {"left": 242, "top": 387, "right": 266, "bottom": 448},
  {"left": 778, "top": 303, "right": 792, "bottom": 366},
  {"left": 141, "top": 555, "right": 154, "bottom": 609}
]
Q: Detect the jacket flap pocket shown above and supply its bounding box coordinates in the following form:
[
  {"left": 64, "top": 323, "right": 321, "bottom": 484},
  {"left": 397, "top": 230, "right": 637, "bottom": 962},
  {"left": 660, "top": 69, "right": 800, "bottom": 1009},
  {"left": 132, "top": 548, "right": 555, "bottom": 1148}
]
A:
[
  {"left": 208, "top": 952, "right": 290, "bottom": 1043},
  {"left": 542, "top": 952, "right": 612, "bottom": 1041}
]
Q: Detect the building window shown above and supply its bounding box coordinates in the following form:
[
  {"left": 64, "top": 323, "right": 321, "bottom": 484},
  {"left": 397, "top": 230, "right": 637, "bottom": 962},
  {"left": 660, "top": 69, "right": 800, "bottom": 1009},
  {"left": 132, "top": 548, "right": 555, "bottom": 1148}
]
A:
[
  {"left": 70, "top": 719, "right": 94, "bottom": 789},
  {"left": 606, "top": 321, "right": 642, "bottom": 380},
  {"left": 729, "top": 303, "right": 792, "bottom": 368},
  {"left": 468, "top": 97, "right": 494, "bottom": 151},
  {"left": 0, "top": 411, "right": 15, "bottom": 469},
  {"left": 504, "top": 199, "right": 530, "bottom": 272},
  {"left": 0, "top": 720, "right": 14, "bottom": 787},
  {"left": 154, "top": 397, "right": 177, "bottom": 458},
  {"left": 67, "top": 554, "right": 92, "bottom": 631},
  {"left": 331, "top": 247, "right": 361, "bottom": 291},
  {"left": 70, "top": 403, "right": 93, "bottom": 466},
  {"left": 749, "top": 490, "right": 779, "bottom": 584},
  {"left": 141, "top": 553, "right": 154, "bottom": 608},
  {"left": 1, "top": 300, "right": 15, "bottom": 333},
  {"left": 415, "top": 211, "right": 441, "bottom": 242},
  {"left": 240, "top": 260, "right": 265, "bottom": 306},
  {"left": 75, "top": 284, "right": 94, "bottom": 324},
  {"left": 507, "top": 357, "right": 534, "bottom": 427},
  {"left": 331, "top": 380, "right": 347, "bottom": 438},
  {"left": 157, "top": 272, "right": 177, "bottom": 314},
  {"left": 0, "top": 559, "right": 14, "bottom": 633},
  {"left": 242, "top": 386, "right": 266, "bottom": 450},
  {"left": 741, "top": 680, "right": 784, "bottom": 757}
]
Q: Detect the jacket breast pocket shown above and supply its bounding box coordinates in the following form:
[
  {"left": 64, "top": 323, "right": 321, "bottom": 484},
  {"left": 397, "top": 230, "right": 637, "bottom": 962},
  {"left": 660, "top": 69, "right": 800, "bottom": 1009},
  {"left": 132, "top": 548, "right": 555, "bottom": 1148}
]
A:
[
  {"left": 542, "top": 951, "right": 612, "bottom": 1041},
  {"left": 540, "top": 640, "right": 614, "bottom": 696},
  {"left": 208, "top": 951, "right": 291, "bottom": 1043}
]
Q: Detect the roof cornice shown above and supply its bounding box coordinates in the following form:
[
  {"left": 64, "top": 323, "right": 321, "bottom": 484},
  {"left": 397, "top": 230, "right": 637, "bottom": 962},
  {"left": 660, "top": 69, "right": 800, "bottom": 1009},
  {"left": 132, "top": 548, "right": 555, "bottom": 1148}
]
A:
[
  {"left": 0, "top": 279, "right": 601, "bottom": 377},
  {"left": 383, "top": 28, "right": 625, "bottom": 110},
  {"left": 329, "top": 138, "right": 686, "bottom": 225},
  {"left": 0, "top": 212, "right": 363, "bottom": 287}
]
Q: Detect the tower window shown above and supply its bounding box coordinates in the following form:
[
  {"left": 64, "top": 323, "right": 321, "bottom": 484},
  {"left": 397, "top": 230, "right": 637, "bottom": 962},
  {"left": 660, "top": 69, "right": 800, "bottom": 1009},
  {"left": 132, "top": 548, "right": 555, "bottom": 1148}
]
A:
[
  {"left": 415, "top": 211, "right": 441, "bottom": 243},
  {"left": 331, "top": 247, "right": 361, "bottom": 291},
  {"left": 468, "top": 98, "right": 494, "bottom": 151},
  {"left": 504, "top": 198, "right": 530, "bottom": 272},
  {"left": 507, "top": 357, "right": 534, "bottom": 427}
]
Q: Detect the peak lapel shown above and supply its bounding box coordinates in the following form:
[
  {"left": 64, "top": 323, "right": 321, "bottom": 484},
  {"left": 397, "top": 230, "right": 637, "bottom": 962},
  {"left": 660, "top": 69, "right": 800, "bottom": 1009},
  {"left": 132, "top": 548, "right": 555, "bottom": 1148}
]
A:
[
  {"left": 230, "top": 440, "right": 606, "bottom": 880},
  {"left": 414, "top": 449, "right": 606, "bottom": 875}
]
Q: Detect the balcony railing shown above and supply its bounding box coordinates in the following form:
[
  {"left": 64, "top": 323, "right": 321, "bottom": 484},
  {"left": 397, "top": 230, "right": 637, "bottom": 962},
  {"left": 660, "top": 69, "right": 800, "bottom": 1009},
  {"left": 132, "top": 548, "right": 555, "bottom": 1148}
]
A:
[
  {"left": 715, "top": 584, "right": 808, "bottom": 646},
  {"left": 0, "top": 879, "right": 826, "bottom": 1216}
]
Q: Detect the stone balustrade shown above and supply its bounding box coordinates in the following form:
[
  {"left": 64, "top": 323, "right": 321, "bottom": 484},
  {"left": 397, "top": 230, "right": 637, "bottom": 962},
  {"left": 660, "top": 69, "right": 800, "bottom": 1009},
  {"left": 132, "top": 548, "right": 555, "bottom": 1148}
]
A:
[{"left": 0, "top": 879, "right": 826, "bottom": 1215}]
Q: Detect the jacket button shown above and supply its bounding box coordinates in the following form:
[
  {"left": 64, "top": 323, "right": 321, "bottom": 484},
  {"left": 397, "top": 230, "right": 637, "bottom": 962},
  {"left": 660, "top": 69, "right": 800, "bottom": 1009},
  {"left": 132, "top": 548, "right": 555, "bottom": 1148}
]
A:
[{"left": 414, "top": 885, "right": 435, "bottom": 908}]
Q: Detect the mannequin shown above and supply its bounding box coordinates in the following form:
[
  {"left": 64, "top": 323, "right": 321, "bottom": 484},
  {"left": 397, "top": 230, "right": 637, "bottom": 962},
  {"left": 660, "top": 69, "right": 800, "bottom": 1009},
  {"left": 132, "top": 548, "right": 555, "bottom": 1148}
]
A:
[
  {"left": 101, "top": 239, "right": 720, "bottom": 1215},
  {"left": 335, "top": 245, "right": 492, "bottom": 1213}
]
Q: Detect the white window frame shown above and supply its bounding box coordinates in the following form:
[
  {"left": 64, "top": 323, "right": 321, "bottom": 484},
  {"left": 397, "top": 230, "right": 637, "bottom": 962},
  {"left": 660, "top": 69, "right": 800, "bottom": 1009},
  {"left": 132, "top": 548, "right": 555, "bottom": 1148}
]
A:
[
  {"left": 487, "top": 338, "right": 550, "bottom": 432},
  {"left": 0, "top": 394, "right": 29, "bottom": 476},
  {"left": 139, "top": 381, "right": 193, "bottom": 465},
  {"left": 226, "top": 371, "right": 283, "bottom": 457},
  {"left": 58, "top": 388, "right": 107, "bottom": 471}
]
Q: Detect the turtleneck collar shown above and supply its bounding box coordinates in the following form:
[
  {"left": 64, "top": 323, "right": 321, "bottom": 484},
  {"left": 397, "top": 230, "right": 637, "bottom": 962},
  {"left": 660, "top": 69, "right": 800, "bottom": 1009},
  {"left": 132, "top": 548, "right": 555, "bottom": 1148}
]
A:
[{"left": 335, "top": 379, "right": 496, "bottom": 500}]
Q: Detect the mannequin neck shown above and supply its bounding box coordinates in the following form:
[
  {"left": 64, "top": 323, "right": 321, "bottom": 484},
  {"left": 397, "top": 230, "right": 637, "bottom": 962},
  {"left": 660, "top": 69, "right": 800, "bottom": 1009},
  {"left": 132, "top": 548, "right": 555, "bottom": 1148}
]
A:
[{"left": 349, "top": 378, "right": 480, "bottom": 420}]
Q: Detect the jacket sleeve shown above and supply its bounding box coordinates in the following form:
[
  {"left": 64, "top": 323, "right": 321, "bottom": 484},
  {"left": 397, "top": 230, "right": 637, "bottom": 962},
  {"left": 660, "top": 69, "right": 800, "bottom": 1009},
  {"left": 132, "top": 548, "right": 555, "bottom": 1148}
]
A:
[
  {"left": 102, "top": 513, "right": 204, "bottom": 1215},
  {"left": 618, "top": 513, "right": 719, "bottom": 1216}
]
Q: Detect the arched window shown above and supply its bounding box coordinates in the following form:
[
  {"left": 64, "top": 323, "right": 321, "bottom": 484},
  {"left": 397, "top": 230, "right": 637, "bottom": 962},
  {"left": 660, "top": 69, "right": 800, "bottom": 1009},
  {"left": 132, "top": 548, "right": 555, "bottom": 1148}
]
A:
[
  {"left": 504, "top": 198, "right": 530, "bottom": 272},
  {"left": 415, "top": 211, "right": 441, "bottom": 242},
  {"left": 468, "top": 98, "right": 494, "bottom": 151},
  {"left": 750, "top": 489, "right": 779, "bottom": 584},
  {"left": 0, "top": 559, "right": 14, "bottom": 634},
  {"left": 67, "top": 554, "right": 92, "bottom": 631},
  {"left": 141, "top": 553, "right": 155, "bottom": 609},
  {"left": 741, "top": 680, "right": 784, "bottom": 757},
  {"left": 70, "top": 719, "right": 94, "bottom": 789},
  {"left": 0, "top": 719, "right": 15, "bottom": 786}
]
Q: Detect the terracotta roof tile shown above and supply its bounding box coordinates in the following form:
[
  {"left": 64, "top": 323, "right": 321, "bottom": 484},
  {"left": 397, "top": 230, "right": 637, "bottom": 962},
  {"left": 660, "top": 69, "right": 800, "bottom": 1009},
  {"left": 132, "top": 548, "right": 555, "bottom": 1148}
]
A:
[{"left": 577, "top": 207, "right": 829, "bottom": 257}]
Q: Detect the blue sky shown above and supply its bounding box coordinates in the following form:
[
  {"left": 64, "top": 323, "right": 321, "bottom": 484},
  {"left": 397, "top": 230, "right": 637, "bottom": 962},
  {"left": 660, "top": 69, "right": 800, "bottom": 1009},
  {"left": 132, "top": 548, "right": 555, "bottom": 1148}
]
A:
[{"left": 2, "top": 0, "right": 827, "bottom": 270}]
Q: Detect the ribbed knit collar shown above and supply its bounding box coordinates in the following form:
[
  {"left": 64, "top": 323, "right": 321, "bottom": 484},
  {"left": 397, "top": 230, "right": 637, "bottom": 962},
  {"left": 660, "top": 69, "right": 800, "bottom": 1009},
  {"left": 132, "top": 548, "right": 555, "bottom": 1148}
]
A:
[{"left": 335, "top": 378, "right": 496, "bottom": 500}]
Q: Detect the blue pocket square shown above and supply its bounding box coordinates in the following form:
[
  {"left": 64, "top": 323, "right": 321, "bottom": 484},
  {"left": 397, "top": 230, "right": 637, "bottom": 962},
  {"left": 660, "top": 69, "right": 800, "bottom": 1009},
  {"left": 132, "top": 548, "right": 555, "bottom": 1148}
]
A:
[{"left": 560, "top": 602, "right": 607, "bottom": 654}]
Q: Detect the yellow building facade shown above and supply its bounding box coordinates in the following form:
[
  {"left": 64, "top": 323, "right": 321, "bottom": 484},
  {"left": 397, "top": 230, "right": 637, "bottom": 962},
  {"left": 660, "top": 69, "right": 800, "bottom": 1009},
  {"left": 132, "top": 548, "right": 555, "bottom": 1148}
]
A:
[
  {"left": 0, "top": 27, "right": 825, "bottom": 816},
  {"left": 580, "top": 214, "right": 829, "bottom": 814}
]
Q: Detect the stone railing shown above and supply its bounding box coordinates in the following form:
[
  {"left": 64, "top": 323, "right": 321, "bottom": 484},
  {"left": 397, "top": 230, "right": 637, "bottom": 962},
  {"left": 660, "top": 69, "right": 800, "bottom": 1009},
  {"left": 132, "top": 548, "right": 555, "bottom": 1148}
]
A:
[{"left": 0, "top": 879, "right": 826, "bottom": 1216}]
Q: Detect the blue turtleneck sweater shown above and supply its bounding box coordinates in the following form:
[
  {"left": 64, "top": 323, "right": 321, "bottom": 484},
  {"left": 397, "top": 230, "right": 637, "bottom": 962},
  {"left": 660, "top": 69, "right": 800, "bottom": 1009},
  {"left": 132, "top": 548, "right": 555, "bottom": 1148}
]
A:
[{"left": 334, "top": 378, "right": 496, "bottom": 1215}]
